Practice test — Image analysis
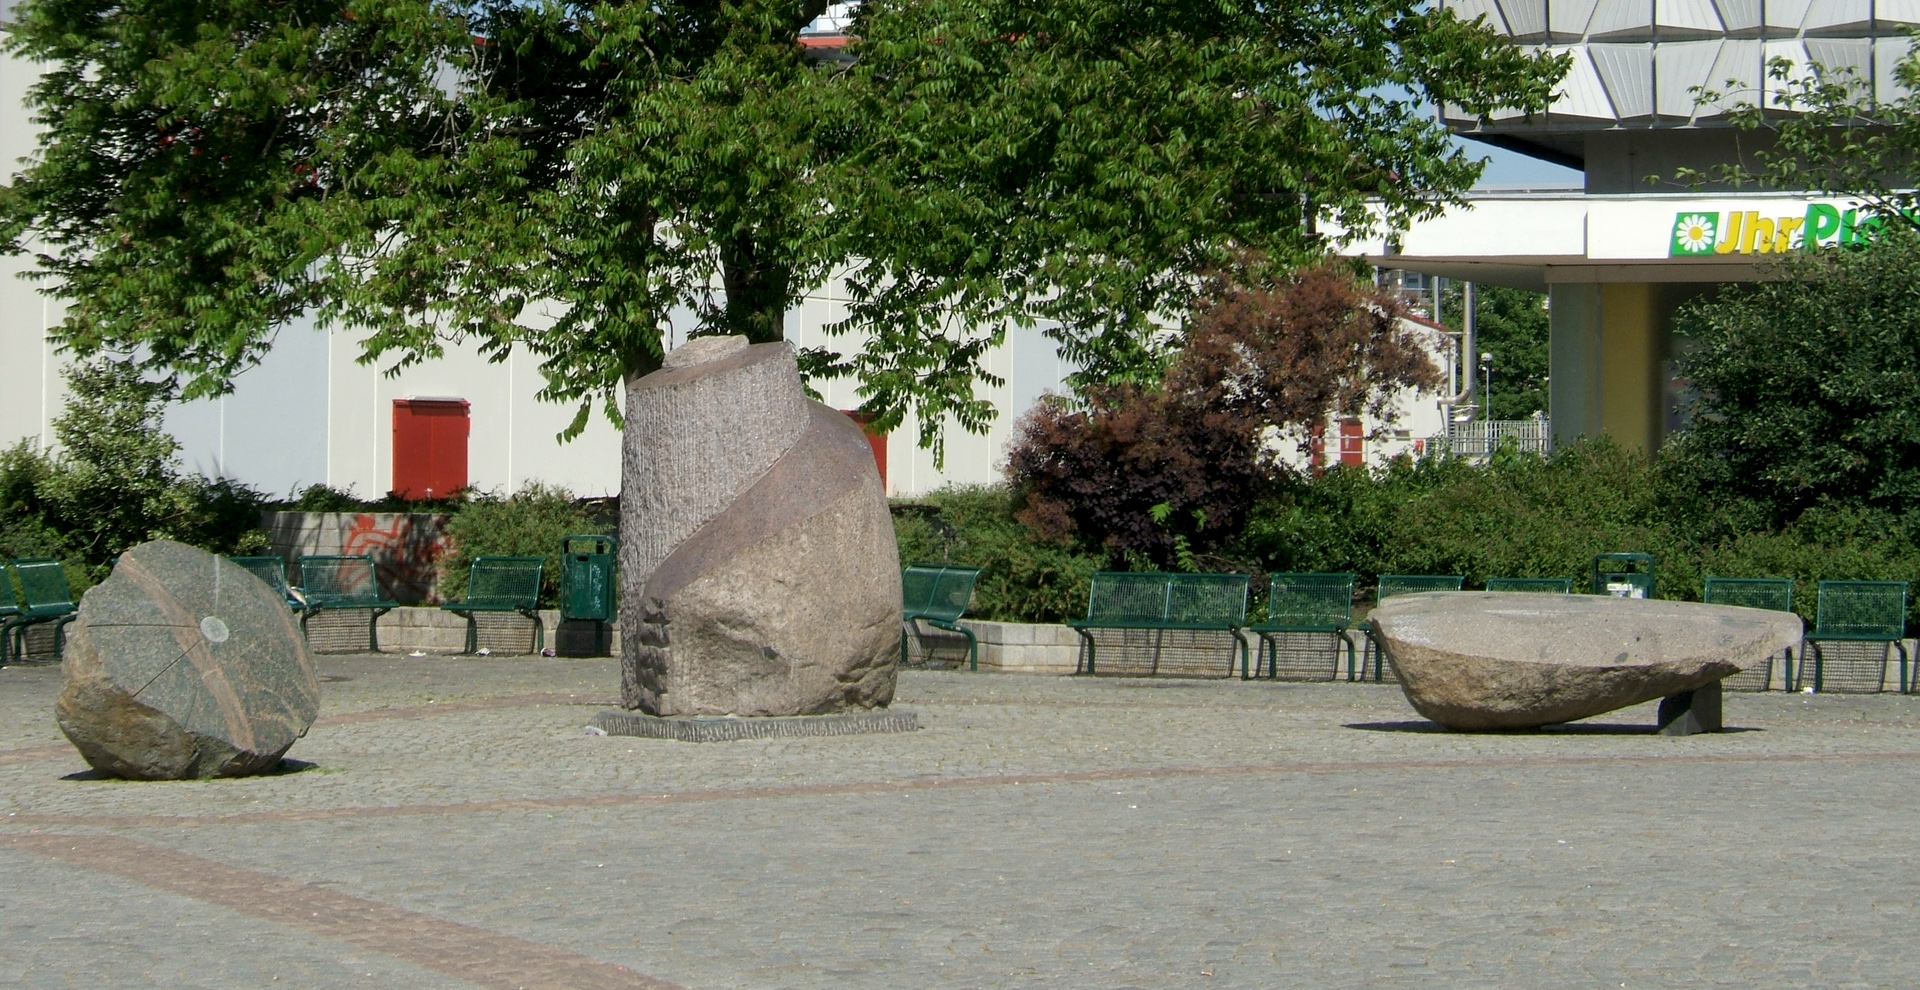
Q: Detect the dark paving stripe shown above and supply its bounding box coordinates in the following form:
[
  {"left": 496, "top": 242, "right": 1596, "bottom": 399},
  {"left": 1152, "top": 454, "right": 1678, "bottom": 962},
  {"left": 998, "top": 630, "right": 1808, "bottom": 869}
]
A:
[
  {"left": 5, "top": 833, "right": 686, "bottom": 990},
  {"left": 10, "top": 748, "right": 1920, "bottom": 829}
]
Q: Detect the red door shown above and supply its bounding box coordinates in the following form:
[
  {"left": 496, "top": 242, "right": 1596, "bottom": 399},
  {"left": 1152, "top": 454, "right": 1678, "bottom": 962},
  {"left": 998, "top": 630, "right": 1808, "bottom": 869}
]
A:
[{"left": 392, "top": 399, "right": 470, "bottom": 500}]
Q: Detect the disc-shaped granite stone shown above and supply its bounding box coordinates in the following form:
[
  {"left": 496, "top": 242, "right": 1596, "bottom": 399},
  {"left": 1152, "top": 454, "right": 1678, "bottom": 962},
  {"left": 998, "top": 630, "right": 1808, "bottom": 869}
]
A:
[
  {"left": 1370, "top": 592, "right": 1802, "bottom": 730},
  {"left": 56, "top": 540, "right": 319, "bottom": 779}
]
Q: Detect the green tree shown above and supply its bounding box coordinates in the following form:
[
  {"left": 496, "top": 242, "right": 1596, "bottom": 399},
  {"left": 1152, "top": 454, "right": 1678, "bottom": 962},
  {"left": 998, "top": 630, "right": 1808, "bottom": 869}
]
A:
[
  {"left": 1664, "top": 231, "right": 1920, "bottom": 527},
  {"left": 1440, "top": 281, "right": 1549, "bottom": 419},
  {"left": 0, "top": 0, "right": 1562, "bottom": 467},
  {"left": 30, "top": 361, "right": 266, "bottom": 563}
]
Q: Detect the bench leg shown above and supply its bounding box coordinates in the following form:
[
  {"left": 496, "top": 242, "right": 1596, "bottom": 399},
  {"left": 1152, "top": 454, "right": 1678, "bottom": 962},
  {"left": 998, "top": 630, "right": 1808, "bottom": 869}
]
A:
[
  {"left": 372, "top": 608, "right": 392, "bottom": 653},
  {"left": 523, "top": 609, "right": 546, "bottom": 655},
  {"left": 54, "top": 614, "right": 76, "bottom": 660},
  {"left": 1812, "top": 643, "right": 1825, "bottom": 694},
  {"left": 1074, "top": 629, "right": 1096, "bottom": 675},
  {"left": 1900, "top": 641, "right": 1911, "bottom": 695},
  {"left": 1340, "top": 631, "right": 1359, "bottom": 683}
]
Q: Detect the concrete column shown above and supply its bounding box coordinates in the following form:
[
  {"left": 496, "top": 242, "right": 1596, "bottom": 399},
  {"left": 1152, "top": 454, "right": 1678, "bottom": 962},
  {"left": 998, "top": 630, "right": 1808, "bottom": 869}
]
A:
[
  {"left": 1548, "top": 281, "right": 1669, "bottom": 454},
  {"left": 1548, "top": 282, "right": 1602, "bottom": 446},
  {"left": 1598, "top": 283, "right": 1665, "bottom": 455}
]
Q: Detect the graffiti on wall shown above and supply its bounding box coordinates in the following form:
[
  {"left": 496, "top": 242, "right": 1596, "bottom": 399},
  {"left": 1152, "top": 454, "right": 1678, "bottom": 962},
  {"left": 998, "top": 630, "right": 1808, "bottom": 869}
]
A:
[{"left": 261, "top": 511, "right": 451, "bottom": 604}]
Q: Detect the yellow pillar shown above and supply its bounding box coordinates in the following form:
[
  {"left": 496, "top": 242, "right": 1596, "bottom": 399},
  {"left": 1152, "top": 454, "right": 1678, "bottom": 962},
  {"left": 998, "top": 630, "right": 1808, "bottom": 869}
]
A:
[{"left": 1597, "top": 283, "right": 1664, "bottom": 455}]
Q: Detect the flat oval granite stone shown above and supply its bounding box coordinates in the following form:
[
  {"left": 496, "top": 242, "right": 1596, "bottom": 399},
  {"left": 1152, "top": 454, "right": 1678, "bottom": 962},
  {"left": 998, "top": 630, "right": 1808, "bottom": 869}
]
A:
[
  {"left": 1370, "top": 592, "right": 1803, "bottom": 730},
  {"left": 56, "top": 540, "right": 319, "bottom": 779}
]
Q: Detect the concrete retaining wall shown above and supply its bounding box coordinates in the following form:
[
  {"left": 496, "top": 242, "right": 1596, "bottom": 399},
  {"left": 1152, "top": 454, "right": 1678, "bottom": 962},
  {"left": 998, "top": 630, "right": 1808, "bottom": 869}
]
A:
[
  {"left": 301, "top": 607, "right": 619, "bottom": 657},
  {"left": 262, "top": 511, "right": 452, "bottom": 604}
]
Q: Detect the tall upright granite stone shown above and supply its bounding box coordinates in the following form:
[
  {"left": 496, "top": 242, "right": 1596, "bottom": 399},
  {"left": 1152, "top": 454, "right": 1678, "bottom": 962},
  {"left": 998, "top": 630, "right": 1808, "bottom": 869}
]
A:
[
  {"left": 56, "top": 540, "right": 320, "bottom": 779},
  {"left": 620, "top": 336, "right": 902, "bottom": 716}
]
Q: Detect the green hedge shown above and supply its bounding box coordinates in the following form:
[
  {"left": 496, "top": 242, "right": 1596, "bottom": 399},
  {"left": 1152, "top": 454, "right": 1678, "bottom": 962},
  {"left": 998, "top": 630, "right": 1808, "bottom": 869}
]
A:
[
  {"left": 902, "top": 441, "right": 1920, "bottom": 629},
  {"left": 438, "top": 484, "right": 611, "bottom": 608},
  {"left": 892, "top": 485, "right": 1103, "bottom": 623}
]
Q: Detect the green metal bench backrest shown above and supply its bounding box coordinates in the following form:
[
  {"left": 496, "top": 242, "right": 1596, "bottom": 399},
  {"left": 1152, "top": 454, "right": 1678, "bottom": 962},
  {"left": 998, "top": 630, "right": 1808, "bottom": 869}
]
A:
[
  {"left": 1378, "top": 574, "right": 1464, "bottom": 599},
  {"left": 14, "top": 558, "right": 75, "bottom": 609},
  {"left": 0, "top": 562, "right": 24, "bottom": 615},
  {"left": 1485, "top": 577, "right": 1573, "bottom": 593},
  {"left": 1165, "top": 573, "right": 1250, "bottom": 626},
  {"left": 1814, "top": 580, "right": 1909, "bottom": 639},
  {"left": 1085, "top": 571, "right": 1249, "bottom": 626},
  {"left": 465, "top": 556, "right": 545, "bottom": 607},
  {"left": 902, "top": 564, "right": 982, "bottom": 621},
  {"left": 227, "top": 556, "right": 292, "bottom": 598},
  {"left": 1703, "top": 577, "right": 1794, "bottom": 613},
  {"left": 1265, "top": 573, "right": 1354, "bottom": 627},
  {"left": 299, "top": 555, "right": 383, "bottom": 602}
]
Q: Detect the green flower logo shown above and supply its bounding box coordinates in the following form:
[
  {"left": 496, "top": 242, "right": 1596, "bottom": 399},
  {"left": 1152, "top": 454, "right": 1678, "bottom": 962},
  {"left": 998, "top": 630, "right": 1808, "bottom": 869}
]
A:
[{"left": 1672, "top": 213, "right": 1717, "bottom": 255}]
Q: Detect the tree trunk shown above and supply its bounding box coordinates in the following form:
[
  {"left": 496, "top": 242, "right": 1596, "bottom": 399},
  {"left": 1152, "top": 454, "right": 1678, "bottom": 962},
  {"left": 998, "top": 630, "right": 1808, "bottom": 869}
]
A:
[{"left": 720, "top": 231, "right": 792, "bottom": 344}]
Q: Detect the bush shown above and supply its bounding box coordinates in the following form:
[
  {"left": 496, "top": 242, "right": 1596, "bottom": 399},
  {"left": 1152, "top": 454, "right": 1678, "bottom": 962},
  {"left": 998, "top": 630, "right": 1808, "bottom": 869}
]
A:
[
  {"left": 893, "top": 485, "right": 1104, "bottom": 623},
  {"left": 1667, "top": 232, "right": 1920, "bottom": 527},
  {"left": 1007, "top": 265, "right": 1441, "bottom": 568},
  {"left": 439, "top": 483, "right": 608, "bottom": 608},
  {"left": 0, "top": 364, "right": 269, "bottom": 582}
]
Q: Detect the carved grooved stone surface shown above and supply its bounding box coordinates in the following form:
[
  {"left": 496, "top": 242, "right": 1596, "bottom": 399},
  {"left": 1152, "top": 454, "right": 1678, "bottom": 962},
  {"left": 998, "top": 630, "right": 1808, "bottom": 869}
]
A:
[
  {"left": 621, "top": 337, "right": 902, "bottom": 717},
  {"left": 1371, "top": 592, "right": 1803, "bottom": 730},
  {"left": 55, "top": 540, "right": 319, "bottom": 779},
  {"left": 621, "top": 335, "right": 811, "bottom": 585}
]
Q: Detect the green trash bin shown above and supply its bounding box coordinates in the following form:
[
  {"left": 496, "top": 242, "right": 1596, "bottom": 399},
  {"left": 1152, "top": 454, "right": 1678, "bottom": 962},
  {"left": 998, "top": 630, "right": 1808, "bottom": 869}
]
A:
[
  {"left": 1592, "top": 553, "right": 1656, "bottom": 599},
  {"left": 560, "top": 535, "right": 618, "bottom": 622}
]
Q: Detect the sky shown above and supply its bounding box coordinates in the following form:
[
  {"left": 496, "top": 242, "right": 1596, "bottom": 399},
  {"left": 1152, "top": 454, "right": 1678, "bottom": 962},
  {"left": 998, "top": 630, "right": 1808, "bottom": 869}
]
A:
[{"left": 1460, "top": 136, "right": 1584, "bottom": 189}]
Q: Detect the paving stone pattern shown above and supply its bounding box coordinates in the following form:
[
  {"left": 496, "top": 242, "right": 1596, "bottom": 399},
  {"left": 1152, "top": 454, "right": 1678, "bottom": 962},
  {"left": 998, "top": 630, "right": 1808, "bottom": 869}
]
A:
[{"left": 4, "top": 657, "right": 1920, "bottom": 988}]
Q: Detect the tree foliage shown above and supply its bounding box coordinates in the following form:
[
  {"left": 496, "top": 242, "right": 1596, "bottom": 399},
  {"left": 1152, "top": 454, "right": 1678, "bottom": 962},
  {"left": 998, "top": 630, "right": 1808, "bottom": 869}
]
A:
[
  {"left": 1, "top": 0, "right": 1562, "bottom": 454},
  {"left": 1440, "top": 281, "right": 1548, "bottom": 419},
  {"left": 0, "top": 362, "right": 267, "bottom": 570},
  {"left": 1007, "top": 265, "right": 1441, "bottom": 568},
  {"left": 1665, "top": 232, "right": 1920, "bottom": 528}
]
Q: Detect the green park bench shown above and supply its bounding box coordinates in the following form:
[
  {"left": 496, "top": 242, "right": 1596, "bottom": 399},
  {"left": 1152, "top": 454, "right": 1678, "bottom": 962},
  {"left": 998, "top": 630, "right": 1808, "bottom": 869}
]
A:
[
  {"left": 298, "top": 554, "right": 397, "bottom": 651},
  {"left": 1803, "top": 580, "right": 1910, "bottom": 694},
  {"left": 2, "top": 558, "right": 79, "bottom": 662},
  {"left": 1704, "top": 577, "right": 1797, "bottom": 691},
  {"left": 441, "top": 556, "right": 547, "bottom": 655},
  {"left": 227, "top": 555, "right": 307, "bottom": 614},
  {"left": 1357, "top": 574, "right": 1464, "bottom": 682},
  {"left": 901, "top": 563, "right": 984, "bottom": 670},
  {"left": 1247, "top": 573, "right": 1357, "bottom": 682},
  {"left": 0, "top": 562, "right": 25, "bottom": 664},
  {"left": 1485, "top": 577, "right": 1573, "bottom": 593},
  {"left": 1069, "top": 571, "right": 1250, "bottom": 678}
]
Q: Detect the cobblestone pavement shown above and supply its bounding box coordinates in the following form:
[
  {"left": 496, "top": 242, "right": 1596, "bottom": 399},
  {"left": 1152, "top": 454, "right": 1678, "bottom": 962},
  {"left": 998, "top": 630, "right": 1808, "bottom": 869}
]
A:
[{"left": 4, "top": 655, "right": 1920, "bottom": 989}]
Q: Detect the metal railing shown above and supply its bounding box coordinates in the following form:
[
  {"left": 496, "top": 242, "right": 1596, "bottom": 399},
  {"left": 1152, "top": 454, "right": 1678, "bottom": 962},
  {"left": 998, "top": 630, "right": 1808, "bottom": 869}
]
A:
[{"left": 1428, "top": 418, "right": 1552, "bottom": 458}]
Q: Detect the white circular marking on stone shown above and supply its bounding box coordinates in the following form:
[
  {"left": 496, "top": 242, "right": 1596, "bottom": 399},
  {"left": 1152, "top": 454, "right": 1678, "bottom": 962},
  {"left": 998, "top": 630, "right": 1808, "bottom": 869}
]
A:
[{"left": 199, "top": 616, "right": 231, "bottom": 644}]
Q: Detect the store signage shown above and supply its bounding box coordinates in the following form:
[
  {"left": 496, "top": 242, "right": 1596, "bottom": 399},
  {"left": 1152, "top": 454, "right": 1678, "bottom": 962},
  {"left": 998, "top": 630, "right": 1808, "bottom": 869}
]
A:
[{"left": 1669, "top": 204, "right": 1883, "bottom": 257}]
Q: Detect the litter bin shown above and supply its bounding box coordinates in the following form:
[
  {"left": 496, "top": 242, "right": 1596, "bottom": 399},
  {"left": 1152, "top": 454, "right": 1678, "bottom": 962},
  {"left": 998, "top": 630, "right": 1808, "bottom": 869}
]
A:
[
  {"left": 1592, "top": 553, "right": 1655, "bottom": 599},
  {"left": 560, "top": 535, "right": 617, "bottom": 621}
]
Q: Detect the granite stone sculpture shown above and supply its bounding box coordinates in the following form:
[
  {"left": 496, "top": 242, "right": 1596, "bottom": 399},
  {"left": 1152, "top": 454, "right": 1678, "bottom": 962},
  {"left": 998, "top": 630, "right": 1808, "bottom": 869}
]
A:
[
  {"left": 620, "top": 336, "right": 901, "bottom": 716},
  {"left": 1369, "top": 592, "right": 1802, "bottom": 731},
  {"left": 56, "top": 540, "right": 320, "bottom": 779}
]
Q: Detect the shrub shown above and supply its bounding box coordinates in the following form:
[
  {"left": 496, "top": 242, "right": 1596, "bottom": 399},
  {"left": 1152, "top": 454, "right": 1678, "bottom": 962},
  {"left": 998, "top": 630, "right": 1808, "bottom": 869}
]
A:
[
  {"left": 1667, "top": 232, "right": 1920, "bottom": 527},
  {"left": 1007, "top": 265, "right": 1441, "bottom": 568},
  {"left": 0, "top": 365, "right": 268, "bottom": 579},
  {"left": 893, "top": 485, "right": 1103, "bottom": 623},
  {"left": 1243, "top": 439, "right": 1694, "bottom": 595},
  {"left": 439, "top": 483, "right": 607, "bottom": 607}
]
